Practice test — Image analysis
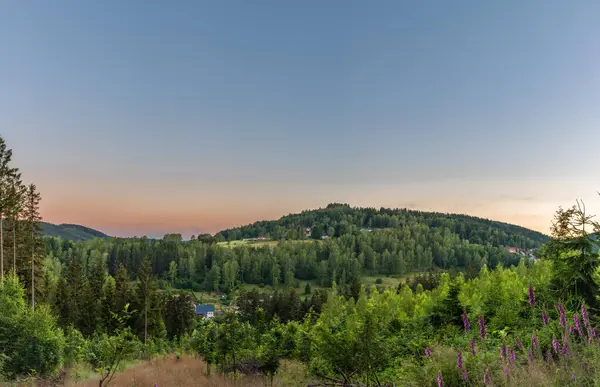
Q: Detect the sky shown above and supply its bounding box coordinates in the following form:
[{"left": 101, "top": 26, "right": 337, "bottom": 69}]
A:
[{"left": 1, "top": 1, "right": 600, "bottom": 238}]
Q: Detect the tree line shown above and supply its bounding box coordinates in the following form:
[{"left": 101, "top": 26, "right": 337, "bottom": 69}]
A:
[
  {"left": 0, "top": 136, "right": 44, "bottom": 308},
  {"left": 216, "top": 203, "right": 549, "bottom": 249},
  {"left": 42, "top": 224, "right": 525, "bottom": 296}
]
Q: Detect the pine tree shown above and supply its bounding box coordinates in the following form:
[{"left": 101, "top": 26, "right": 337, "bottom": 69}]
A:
[
  {"left": 114, "top": 264, "right": 133, "bottom": 322},
  {"left": 85, "top": 253, "right": 107, "bottom": 332},
  {"left": 6, "top": 174, "right": 25, "bottom": 275},
  {"left": 0, "top": 137, "right": 18, "bottom": 282},
  {"left": 101, "top": 275, "right": 118, "bottom": 333},
  {"left": 65, "top": 253, "right": 88, "bottom": 331},
  {"left": 21, "top": 184, "right": 43, "bottom": 309},
  {"left": 136, "top": 257, "right": 156, "bottom": 343}
]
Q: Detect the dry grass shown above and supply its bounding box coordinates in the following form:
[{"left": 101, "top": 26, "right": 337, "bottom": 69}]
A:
[{"left": 64, "top": 356, "right": 311, "bottom": 387}]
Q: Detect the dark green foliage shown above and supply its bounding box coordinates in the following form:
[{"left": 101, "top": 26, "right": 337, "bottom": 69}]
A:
[
  {"left": 216, "top": 204, "right": 548, "bottom": 248},
  {"left": 547, "top": 201, "right": 600, "bottom": 310},
  {"left": 164, "top": 291, "right": 196, "bottom": 339},
  {"left": 39, "top": 222, "right": 108, "bottom": 242},
  {"left": 0, "top": 274, "right": 65, "bottom": 378}
]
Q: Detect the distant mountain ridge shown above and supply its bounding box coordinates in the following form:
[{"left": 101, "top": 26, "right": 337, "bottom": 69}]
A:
[{"left": 40, "top": 222, "right": 109, "bottom": 241}]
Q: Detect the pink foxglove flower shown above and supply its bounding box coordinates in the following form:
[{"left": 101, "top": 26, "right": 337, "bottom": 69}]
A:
[
  {"left": 479, "top": 315, "right": 487, "bottom": 339},
  {"left": 528, "top": 284, "right": 536, "bottom": 307},
  {"left": 462, "top": 311, "right": 470, "bottom": 333}
]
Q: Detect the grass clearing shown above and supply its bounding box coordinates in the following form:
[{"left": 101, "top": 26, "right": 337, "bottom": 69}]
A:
[
  {"left": 65, "top": 355, "right": 314, "bottom": 387},
  {"left": 216, "top": 239, "right": 319, "bottom": 249}
]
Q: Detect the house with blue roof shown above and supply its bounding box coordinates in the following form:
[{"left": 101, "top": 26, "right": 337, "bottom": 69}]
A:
[{"left": 196, "top": 303, "right": 215, "bottom": 319}]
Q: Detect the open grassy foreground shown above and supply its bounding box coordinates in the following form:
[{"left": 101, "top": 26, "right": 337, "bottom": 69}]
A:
[{"left": 63, "top": 356, "right": 312, "bottom": 387}]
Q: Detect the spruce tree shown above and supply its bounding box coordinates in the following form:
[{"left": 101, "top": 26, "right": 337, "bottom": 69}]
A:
[
  {"left": 101, "top": 275, "right": 118, "bottom": 333},
  {"left": 65, "top": 253, "right": 88, "bottom": 331},
  {"left": 6, "top": 174, "right": 25, "bottom": 274},
  {"left": 114, "top": 264, "right": 133, "bottom": 324},
  {"left": 0, "top": 137, "right": 17, "bottom": 282},
  {"left": 85, "top": 253, "right": 106, "bottom": 333},
  {"left": 135, "top": 257, "right": 158, "bottom": 343},
  {"left": 21, "top": 184, "right": 43, "bottom": 308}
]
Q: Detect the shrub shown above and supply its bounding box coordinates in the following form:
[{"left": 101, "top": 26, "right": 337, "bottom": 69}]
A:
[{"left": 0, "top": 275, "right": 65, "bottom": 379}]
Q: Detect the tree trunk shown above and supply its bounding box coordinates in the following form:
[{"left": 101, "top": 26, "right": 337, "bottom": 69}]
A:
[
  {"left": 144, "top": 302, "right": 148, "bottom": 344},
  {"left": 31, "top": 236, "right": 34, "bottom": 310},
  {"left": 12, "top": 225, "right": 16, "bottom": 274},
  {"left": 1, "top": 214, "right": 3, "bottom": 282}
]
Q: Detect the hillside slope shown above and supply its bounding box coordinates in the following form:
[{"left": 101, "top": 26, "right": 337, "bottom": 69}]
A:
[
  {"left": 40, "top": 222, "right": 109, "bottom": 241},
  {"left": 216, "top": 203, "right": 549, "bottom": 249}
]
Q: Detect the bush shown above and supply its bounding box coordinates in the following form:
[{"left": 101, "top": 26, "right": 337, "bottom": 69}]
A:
[
  {"left": 375, "top": 278, "right": 384, "bottom": 285},
  {"left": 64, "top": 327, "right": 89, "bottom": 368},
  {"left": 0, "top": 275, "right": 65, "bottom": 379}
]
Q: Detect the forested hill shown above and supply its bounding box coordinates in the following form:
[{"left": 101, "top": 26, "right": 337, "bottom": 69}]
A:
[
  {"left": 216, "top": 203, "right": 549, "bottom": 249},
  {"left": 40, "top": 222, "right": 109, "bottom": 241}
]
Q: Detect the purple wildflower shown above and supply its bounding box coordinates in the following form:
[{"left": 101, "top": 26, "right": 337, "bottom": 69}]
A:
[
  {"left": 552, "top": 336, "right": 559, "bottom": 354},
  {"left": 574, "top": 315, "right": 584, "bottom": 337},
  {"left": 470, "top": 339, "right": 476, "bottom": 357},
  {"left": 561, "top": 343, "right": 570, "bottom": 357},
  {"left": 557, "top": 303, "right": 567, "bottom": 327},
  {"left": 569, "top": 324, "right": 575, "bottom": 336},
  {"left": 542, "top": 308, "right": 548, "bottom": 326},
  {"left": 500, "top": 343, "right": 507, "bottom": 360},
  {"left": 437, "top": 371, "right": 443, "bottom": 387},
  {"left": 528, "top": 284, "right": 536, "bottom": 307},
  {"left": 478, "top": 315, "right": 487, "bottom": 340},
  {"left": 483, "top": 370, "right": 490, "bottom": 385},
  {"left": 582, "top": 304, "right": 590, "bottom": 326},
  {"left": 462, "top": 368, "right": 468, "bottom": 382},
  {"left": 509, "top": 346, "right": 515, "bottom": 367},
  {"left": 504, "top": 367, "right": 510, "bottom": 376},
  {"left": 515, "top": 338, "right": 523, "bottom": 351},
  {"left": 593, "top": 328, "right": 598, "bottom": 338},
  {"left": 546, "top": 350, "right": 552, "bottom": 363},
  {"left": 462, "top": 311, "right": 470, "bottom": 332},
  {"left": 457, "top": 351, "right": 463, "bottom": 369},
  {"left": 527, "top": 350, "right": 534, "bottom": 363},
  {"left": 532, "top": 332, "right": 538, "bottom": 350},
  {"left": 425, "top": 347, "right": 431, "bottom": 359}
]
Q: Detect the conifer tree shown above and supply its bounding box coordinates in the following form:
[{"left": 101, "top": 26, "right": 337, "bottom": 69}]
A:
[
  {"left": 0, "top": 137, "right": 17, "bottom": 282},
  {"left": 84, "top": 253, "right": 106, "bottom": 333},
  {"left": 21, "top": 184, "right": 43, "bottom": 308},
  {"left": 114, "top": 264, "right": 133, "bottom": 324},
  {"left": 101, "top": 275, "right": 118, "bottom": 333},
  {"left": 65, "top": 253, "right": 88, "bottom": 330},
  {"left": 135, "top": 257, "right": 158, "bottom": 343},
  {"left": 6, "top": 174, "right": 25, "bottom": 274}
]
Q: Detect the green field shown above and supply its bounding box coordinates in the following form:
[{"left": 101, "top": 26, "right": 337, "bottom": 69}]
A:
[{"left": 216, "top": 239, "right": 318, "bottom": 248}]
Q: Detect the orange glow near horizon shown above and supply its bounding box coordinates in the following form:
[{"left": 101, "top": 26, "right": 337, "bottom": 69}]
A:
[{"left": 37, "top": 178, "right": 599, "bottom": 238}]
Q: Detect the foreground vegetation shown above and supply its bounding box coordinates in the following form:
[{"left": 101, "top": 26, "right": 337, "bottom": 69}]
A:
[{"left": 2, "top": 133, "right": 600, "bottom": 386}]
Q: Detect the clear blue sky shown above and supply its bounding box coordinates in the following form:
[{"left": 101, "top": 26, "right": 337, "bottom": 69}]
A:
[{"left": 1, "top": 1, "right": 599, "bottom": 237}]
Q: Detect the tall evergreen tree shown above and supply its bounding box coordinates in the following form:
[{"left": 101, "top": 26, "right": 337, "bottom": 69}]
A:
[
  {"left": 65, "top": 253, "right": 88, "bottom": 331},
  {"left": 114, "top": 264, "right": 133, "bottom": 322},
  {"left": 21, "top": 184, "right": 43, "bottom": 309},
  {"left": 100, "top": 275, "right": 118, "bottom": 333},
  {"left": 6, "top": 174, "right": 25, "bottom": 274},
  {"left": 85, "top": 253, "right": 107, "bottom": 332},
  {"left": 136, "top": 257, "right": 157, "bottom": 343},
  {"left": 0, "top": 137, "right": 17, "bottom": 282}
]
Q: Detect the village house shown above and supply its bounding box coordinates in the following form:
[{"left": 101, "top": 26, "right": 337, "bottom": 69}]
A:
[{"left": 195, "top": 303, "right": 215, "bottom": 319}]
